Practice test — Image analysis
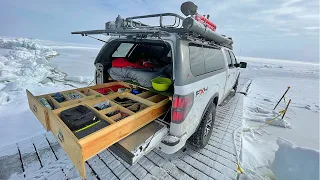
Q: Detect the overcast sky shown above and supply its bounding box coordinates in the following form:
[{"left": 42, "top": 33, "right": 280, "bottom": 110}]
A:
[{"left": 1, "top": 0, "right": 319, "bottom": 62}]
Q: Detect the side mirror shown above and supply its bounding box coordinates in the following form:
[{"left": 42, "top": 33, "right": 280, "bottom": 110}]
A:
[
  {"left": 239, "top": 62, "right": 247, "bottom": 68},
  {"left": 234, "top": 63, "right": 240, "bottom": 68}
]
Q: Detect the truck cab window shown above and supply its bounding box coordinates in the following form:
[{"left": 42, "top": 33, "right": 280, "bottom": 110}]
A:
[
  {"left": 204, "top": 47, "right": 224, "bottom": 73},
  {"left": 225, "top": 50, "right": 233, "bottom": 68},
  {"left": 229, "top": 51, "right": 238, "bottom": 64}
]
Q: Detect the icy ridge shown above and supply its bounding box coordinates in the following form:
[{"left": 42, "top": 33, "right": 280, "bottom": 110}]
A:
[
  {"left": 0, "top": 38, "right": 58, "bottom": 58},
  {"left": 0, "top": 37, "right": 65, "bottom": 105}
]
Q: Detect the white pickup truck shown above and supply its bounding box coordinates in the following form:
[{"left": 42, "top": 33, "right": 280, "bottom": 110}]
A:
[
  {"left": 93, "top": 35, "right": 247, "bottom": 157},
  {"left": 27, "top": 11, "right": 247, "bottom": 179}
]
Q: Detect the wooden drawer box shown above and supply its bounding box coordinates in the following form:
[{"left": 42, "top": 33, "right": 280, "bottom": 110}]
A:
[{"left": 26, "top": 82, "right": 170, "bottom": 179}]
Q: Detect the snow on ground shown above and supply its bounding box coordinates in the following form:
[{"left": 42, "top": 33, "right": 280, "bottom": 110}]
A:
[
  {"left": 271, "top": 138, "right": 319, "bottom": 180},
  {"left": 0, "top": 37, "right": 101, "bottom": 148},
  {"left": 238, "top": 57, "right": 320, "bottom": 179}
]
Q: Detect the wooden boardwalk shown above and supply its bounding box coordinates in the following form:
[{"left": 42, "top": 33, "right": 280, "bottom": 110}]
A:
[{"left": 0, "top": 78, "right": 249, "bottom": 180}]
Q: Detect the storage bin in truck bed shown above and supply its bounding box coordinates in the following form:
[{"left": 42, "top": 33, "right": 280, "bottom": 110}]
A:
[{"left": 26, "top": 82, "right": 171, "bottom": 179}]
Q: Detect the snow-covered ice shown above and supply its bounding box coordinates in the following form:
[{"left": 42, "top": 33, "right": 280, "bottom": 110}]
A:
[
  {"left": 271, "top": 137, "right": 319, "bottom": 180},
  {"left": 238, "top": 56, "right": 320, "bottom": 179}
]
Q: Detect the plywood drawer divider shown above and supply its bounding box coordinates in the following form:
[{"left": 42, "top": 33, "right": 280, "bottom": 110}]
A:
[
  {"left": 109, "top": 113, "right": 122, "bottom": 121},
  {"left": 84, "top": 104, "right": 116, "bottom": 124},
  {"left": 74, "top": 89, "right": 87, "bottom": 97},
  {"left": 99, "top": 106, "right": 118, "bottom": 115},
  {"left": 125, "top": 92, "right": 156, "bottom": 106},
  {"left": 59, "top": 91, "right": 72, "bottom": 101},
  {"left": 47, "top": 95, "right": 62, "bottom": 109},
  {"left": 61, "top": 92, "right": 73, "bottom": 101},
  {"left": 147, "top": 94, "right": 167, "bottom": 103},
  {"left": 136, "top": 91, "right": 155, "bottom": 98},
  {"left": 77, "top": 87, "right": 101, "bottom": 96}
]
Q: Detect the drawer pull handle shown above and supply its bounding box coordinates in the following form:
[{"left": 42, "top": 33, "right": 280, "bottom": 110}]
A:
[
  {"left": 58, "top": 130, "right": 64, "bottom": 143},
  {"left": 32, "top": 105, "right": 37, "bottom": 112}
]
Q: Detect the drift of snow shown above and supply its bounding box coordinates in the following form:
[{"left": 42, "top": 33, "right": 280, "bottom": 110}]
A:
[
  {"left": 239, "top": 131, "right": 277, "bottom": 180},
  {"left": 0, "top": 91, "right": 10, "bottom": 105},
  {"left": 65, "top": 76, "right": 92, "bottom": 84},
  {"left": 239, "top": 57, "right": 319, "bottom": 179},
  {"left": 245, "top": 103, "right": 292, "bottom": 128},
  {"left": 0, "top": 83, "right": 5, "bottom": 91},
  {"left": 271, "top": 137, "right": 319, "bottom": 180}
]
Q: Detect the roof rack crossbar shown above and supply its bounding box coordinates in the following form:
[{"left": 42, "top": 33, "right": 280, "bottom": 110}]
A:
[
  {"left": 71, "top": 29, "right": 171, "bottom": 37},
  {"left": 125, "top": 13, "right": 185, "bottom": 28},
  {"left": 126, "top": 13, "right": 185, "bottom": 21}
]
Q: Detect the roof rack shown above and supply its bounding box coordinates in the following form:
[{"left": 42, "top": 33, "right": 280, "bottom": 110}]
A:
[
  {"left": 71, "top": 13, "right": 233, "bottom": 49},
  {"left": 125, "top": 13, "right": 185, "bottom": 28}
]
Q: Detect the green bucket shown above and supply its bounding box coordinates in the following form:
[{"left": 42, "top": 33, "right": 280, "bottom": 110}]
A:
[{"left": 151, "top": 77, "right": 172, "bottom": 91}]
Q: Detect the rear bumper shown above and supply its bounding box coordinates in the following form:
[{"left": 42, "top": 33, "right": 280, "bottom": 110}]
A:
[{"left": 158, "top": 133, "right": 188, "bottom": 154}]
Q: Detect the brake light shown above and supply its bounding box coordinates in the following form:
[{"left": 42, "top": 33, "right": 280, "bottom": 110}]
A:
[{"left": 172, "top": 93, "right": 194, "bottom": 123}]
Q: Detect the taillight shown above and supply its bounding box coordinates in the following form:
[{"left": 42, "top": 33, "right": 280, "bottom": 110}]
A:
[{"left": 171, "top": 93, "right": 194, "bottom": 123}]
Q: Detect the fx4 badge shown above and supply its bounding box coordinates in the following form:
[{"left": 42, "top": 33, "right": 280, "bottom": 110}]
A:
[{"left": 196, "top": 87, "right": 208, "bottom": 97}]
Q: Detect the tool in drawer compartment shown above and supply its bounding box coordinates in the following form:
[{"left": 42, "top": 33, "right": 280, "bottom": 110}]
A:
[
  {"left": 60, "top": 105, "right": 97, "bottom": 131},
  {"left": 127, "top": 103, "right": 148, "bottom": 112},
  {"left": 93, "top": 101, "right": 111, "bottom": 110},
  {"left": 74, "top": 119, "right": 110, "bottom": 139},
  {"left": 113, "top": 97, "right": 142, "bottom": 107},
  {"left": 39, "top": 98, "right": 53, "bottom": 110},
  {"left": 65, "top": 92, "right": 83, "bottom": 99},
  {"left": 131, "top": 89, "right": 142, "bottom": 95},
  {"left": 51, "top": 92, "right": 66, "bottom": 103},
  {"left": 105, "top": 110, "right": 120, "bottom": 117}
]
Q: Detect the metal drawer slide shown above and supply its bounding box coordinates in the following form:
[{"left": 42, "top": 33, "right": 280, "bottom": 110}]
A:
[{"left": 109, "top": 120, "right": 168, "bottom": 164}]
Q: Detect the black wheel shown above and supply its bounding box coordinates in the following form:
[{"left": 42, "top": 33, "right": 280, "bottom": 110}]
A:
[{"left": 189, "top": 103, "right": 216, "bottom": 148}]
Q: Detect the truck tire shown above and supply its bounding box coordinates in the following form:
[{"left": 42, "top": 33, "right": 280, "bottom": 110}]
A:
[{"left": 189, "top": 103, "right": 216, "bottom": 148}]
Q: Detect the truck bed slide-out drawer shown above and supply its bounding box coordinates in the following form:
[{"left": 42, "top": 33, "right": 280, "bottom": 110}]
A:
[
  {"left": 26, "top": 82, "right": 171, "bottom": 179},
  {"left": 110, "top": 120, "right": 168, "bottom": 165}
]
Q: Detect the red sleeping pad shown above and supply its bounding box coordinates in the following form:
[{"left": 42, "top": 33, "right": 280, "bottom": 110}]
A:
[
  {"left": 112, "top": 58, "right": 156, "bottom": 68},
  {"left": 94, "top": 85, "right": 127, "bottom": 95}
]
